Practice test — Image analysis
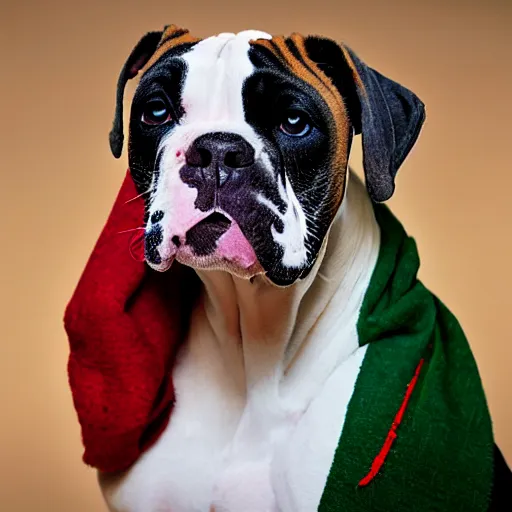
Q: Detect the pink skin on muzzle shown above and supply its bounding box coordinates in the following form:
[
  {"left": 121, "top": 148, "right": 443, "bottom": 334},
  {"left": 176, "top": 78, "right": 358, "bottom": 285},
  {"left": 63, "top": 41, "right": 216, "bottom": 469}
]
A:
[{"left": 150, "top": 153, "right": 264, "bottom": 278}]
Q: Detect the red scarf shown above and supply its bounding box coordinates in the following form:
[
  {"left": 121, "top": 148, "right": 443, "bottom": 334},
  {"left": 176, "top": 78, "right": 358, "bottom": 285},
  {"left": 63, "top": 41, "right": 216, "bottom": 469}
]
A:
[{"left": 64, "top": 170, "right": 195, "bottom": 473}]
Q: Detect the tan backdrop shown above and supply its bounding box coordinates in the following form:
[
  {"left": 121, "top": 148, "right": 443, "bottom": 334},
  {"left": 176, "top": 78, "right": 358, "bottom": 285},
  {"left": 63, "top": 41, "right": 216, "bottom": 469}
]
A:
[{"left": 1, "top": 0, "right": 511, "bottom": 510}]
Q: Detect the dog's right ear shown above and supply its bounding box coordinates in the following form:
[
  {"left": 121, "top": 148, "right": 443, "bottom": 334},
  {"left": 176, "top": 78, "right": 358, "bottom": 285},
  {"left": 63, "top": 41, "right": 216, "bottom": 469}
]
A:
[
  {"left": 303, "top": 36, "right": 426, "bottom": 202},
  {"left": 109, "top": 31, "right": 164, "bottom": 158}
]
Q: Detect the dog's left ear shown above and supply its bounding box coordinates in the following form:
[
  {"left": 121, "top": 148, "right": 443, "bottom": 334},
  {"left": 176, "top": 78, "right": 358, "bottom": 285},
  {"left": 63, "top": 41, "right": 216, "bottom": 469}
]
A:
[
  {"left": 304, "top": 36, "right": 426, "bottom": 202},
  {"left": 109, "top": 30, "right": 165, "bottom": 158}
]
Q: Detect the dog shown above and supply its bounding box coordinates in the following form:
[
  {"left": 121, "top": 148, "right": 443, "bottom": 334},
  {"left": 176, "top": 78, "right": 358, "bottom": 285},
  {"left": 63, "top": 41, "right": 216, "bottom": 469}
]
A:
[{"left": 67, "top": 26, "right": 511, "bottom": 511}]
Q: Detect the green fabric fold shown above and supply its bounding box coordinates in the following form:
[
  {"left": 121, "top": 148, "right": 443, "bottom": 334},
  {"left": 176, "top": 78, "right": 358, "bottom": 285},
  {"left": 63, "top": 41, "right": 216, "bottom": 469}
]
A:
[{"left": 319, "top": 203, "right": 494, "bottom": 512}]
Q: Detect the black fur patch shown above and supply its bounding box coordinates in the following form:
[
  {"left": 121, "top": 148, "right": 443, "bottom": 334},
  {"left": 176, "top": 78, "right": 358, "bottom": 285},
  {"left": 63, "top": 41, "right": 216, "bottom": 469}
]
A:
[
  {"left": 151, "top": 210, "right": 164, "bottom": 224},
  {"left": 128, "top": 50, "right": 194, "bottom": 194},
  {"left": 243, "top": 46, "right": 343, "bottom": 285},
  {"left": 145, "top": 224, "right": 163, "bottom": 264},
  {"left": 185, "top": 213, "right": 232, "bottom": 256}
]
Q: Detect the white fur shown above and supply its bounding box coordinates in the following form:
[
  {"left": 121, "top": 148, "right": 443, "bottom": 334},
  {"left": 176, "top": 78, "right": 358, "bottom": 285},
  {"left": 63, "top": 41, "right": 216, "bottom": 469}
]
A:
[
  {"left": 99, "top": 31, "right": 382, "bottom": 512},
  {"left": 146, "top": 31, "right": 313, "bottom": 274},
  {"left": 99, "top": 165, "right": 380, "bottom": 511},
  {"left": 258, "top": 172, "right": 309, "bottom": 268}
]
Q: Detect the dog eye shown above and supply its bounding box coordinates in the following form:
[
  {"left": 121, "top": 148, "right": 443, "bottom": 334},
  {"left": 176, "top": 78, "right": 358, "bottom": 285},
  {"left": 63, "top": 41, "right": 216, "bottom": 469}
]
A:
[
  {"left": 279, "top": 110, "right": 311, "bottom": 137},
  {"left": 141, "top": 100, "right": 172, "bottom": 125}
]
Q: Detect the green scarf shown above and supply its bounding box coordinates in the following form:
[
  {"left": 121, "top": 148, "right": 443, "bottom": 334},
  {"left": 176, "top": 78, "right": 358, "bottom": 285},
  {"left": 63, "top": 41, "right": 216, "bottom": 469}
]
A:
[{"left": 319, "top": 203, "right": 494, "bottom": 512}]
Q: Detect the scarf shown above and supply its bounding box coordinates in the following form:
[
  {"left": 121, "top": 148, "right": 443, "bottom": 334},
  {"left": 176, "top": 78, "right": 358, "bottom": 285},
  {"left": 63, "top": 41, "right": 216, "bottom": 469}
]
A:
[
  {"left": 319, "top": 202, "right": 494, "bottom": 511},
  {"left": 64, "top": 170, "right": 494, "bottom": 509}
]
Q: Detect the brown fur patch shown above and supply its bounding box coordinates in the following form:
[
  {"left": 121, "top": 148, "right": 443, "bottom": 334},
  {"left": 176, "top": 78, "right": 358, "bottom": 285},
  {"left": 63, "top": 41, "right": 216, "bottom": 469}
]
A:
[
  {"left": 338, "top": 45, "right": 367, "bottom": 98},
  {"left": 136, "top": 29, "right": 357, "bottom": 211},
  {"left": 251, "top": 34, "right": 352, "bottom": 208},
  {"left": 140, "top": 25, "right": 201, "bottom": 76}
]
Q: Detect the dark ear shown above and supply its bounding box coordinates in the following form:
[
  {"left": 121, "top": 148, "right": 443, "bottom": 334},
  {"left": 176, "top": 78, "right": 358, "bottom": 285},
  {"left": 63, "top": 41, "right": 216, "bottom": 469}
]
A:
[
  {"left": 109, "top": 31, "right": 164, "bottom": 158},
  {"left": 304, "top": 37, "right": 426, "bottom": 202}
]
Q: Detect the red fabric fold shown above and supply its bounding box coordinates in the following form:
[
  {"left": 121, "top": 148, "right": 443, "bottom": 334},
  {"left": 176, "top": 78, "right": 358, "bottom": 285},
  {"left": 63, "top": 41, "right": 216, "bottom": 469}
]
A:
[{"left": 64, "top": 170, "right": 194, "bottom": 473}]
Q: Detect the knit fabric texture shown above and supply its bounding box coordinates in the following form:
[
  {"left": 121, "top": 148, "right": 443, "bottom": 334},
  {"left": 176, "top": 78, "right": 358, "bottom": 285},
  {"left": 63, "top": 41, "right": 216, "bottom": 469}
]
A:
[
  {"left": 64, "top": 170, "right": 197, "bottom": 472},
  {"left": 64, "top": 171, "right": 494, "bottom": 511},
  {"left": 319, "top": 203, "right": 494, "bottom": 511}
]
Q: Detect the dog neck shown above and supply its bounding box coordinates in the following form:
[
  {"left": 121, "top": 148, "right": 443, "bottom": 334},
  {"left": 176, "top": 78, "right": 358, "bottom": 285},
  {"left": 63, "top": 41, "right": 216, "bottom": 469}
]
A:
[{"left": 193, "top": 170, "right": 380, "bottom": 405}]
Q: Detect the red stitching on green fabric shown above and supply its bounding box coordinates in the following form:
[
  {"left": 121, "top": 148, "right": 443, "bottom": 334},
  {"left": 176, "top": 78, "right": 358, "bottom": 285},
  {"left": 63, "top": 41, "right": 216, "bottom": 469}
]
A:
[{"left": 358, "top": 358, "right": 425, "bottom": 487}]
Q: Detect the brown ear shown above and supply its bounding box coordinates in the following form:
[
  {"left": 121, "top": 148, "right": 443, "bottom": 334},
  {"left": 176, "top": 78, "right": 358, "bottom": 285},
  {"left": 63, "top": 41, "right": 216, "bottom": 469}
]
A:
[
  {"left": 304, "top": 36, "right": 426, "bottom": 202},
  {"left": 109, "top": 30, "right": 165, "bottom": 158}
]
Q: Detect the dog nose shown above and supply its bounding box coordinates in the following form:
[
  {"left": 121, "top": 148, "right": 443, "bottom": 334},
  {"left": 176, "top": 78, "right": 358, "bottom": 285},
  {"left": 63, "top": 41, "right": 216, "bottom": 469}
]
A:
[{"left": 185, "top": 132, "right": 255, "bottom": 186}]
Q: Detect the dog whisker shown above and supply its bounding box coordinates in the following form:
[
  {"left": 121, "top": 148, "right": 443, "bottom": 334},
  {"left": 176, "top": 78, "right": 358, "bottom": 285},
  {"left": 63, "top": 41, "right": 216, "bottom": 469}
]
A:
[
  {"left": 117, "top": 227, "right": 146, "bottom": 235},
  {"left": 124, "top": 187, "right": 153, "bottom": 204},
  {"left": 297, "top": 175, "right": 330, "bottom": 199}
]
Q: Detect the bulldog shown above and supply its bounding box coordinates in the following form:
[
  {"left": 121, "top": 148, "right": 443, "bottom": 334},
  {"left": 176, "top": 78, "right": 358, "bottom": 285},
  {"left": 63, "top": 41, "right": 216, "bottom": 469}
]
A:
[{"left": 65, "top": 26, "right": 511, "bottom": 512}]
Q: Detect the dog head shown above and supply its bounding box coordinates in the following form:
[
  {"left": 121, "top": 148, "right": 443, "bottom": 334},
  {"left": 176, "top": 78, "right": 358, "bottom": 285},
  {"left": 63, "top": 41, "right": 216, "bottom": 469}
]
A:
[{"left": 110, "top": 26, "right": 425, "bottom": 286}]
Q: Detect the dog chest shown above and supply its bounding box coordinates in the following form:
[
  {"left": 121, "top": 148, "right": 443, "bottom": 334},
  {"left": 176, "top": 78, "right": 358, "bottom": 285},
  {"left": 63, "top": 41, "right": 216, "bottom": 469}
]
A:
[{"left": 99, "top": 308, "right": 366, "bottom": 512}]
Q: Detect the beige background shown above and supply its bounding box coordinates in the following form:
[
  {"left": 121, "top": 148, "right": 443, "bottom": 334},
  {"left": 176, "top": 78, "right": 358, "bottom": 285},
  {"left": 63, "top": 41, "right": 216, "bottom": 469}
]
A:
[{"left": 1, "top": 0, "right": 511, "bottom": 510}]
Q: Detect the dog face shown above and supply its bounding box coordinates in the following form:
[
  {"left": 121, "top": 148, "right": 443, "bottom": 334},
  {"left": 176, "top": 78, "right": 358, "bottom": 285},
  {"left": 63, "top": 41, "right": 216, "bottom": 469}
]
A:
[{"left": 110, "top": 26, "right": 425, "bottom": 286}]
